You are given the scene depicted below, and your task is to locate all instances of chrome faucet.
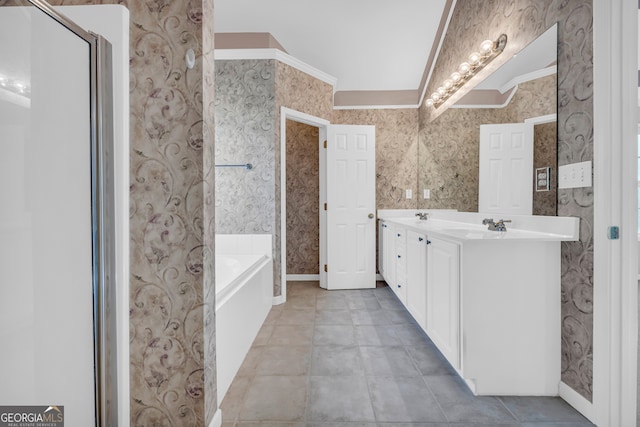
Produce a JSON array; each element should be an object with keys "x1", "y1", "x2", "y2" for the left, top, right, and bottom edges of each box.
[
  {"x1": 482, "y1": 218, "x2": 512, "y2": 231},
  {"x1": 415, "y1": 212, "x2": 430, "y2": 220}
]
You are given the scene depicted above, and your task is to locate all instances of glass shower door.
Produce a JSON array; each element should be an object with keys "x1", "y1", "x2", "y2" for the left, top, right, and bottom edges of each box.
[{"x1": 0, "y1": 3, "x2": 99, "y2": 425}]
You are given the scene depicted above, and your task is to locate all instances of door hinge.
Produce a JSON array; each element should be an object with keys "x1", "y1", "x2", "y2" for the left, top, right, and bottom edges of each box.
[
  {"x1": 608, "y1": 226, "x2": 620, "y2": 240},
  {"x1": 323, "y1": 140, "x2": 327, "y2": 149},
  {"x1": 324, "y1": 264, "x2": 328, "y2": 272},
  {"x1": 324, "y1": 202, "x2": 327, "y2": 211}
]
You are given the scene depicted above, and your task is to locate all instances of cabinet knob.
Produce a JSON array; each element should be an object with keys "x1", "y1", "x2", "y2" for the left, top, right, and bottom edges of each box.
[
  {"x1": 426, "y1": 240, "x2": 432, "y2": 245},
  {"x1": 397, "y1": 255, "x2": 401, "y2": 259},
  {"x1": 397, "y1": 233, "x2": 401, "y2": 237},
  {"x1": 397, "y1": 284, "x2": 402, "y2": 288},
  {"x1": 418, "y1": 237, "x2": 424, "y2": 242}
]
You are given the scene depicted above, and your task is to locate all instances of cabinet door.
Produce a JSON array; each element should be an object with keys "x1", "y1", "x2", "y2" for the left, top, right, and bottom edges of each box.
[
  {"x1": 378, "y1": 220, "x2": 385, "y2": 278},
  {"x1": 406, "y1": 230, "x2": 428, "y2": 330},
  {"x1": 383, "y1": 222, "x2": 395, "y2": 286},
  {"x1": 393, "y1": 227, "x2": 407, "y2": 304},
  {"x1": 426, "y1": 237, "x2": 460, "y2": 369}
]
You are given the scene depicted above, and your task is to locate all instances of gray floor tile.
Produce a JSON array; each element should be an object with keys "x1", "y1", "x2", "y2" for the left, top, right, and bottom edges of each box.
[
  {"x1": 385, "y1": 309, "x2": 415, "y2": 324},
  {"x1": 347, "y1": 296, "x2": 382, "y2": 310},
  {"x1": 519, "y1": 423, "x2": 596, "y2": 427},
  {"x1": 519, "y1": 423, "x2": 597, "y2": 427},
  {"x1": 316, "y1": 294, "x2": 350, "y2": 310},
  {"x1": 376, "y1": 295, "x2": 405, "y2": 310},
  {"x1": 394, "y1": 323, "x2": 429, "y2": 345},
  {"x1": 314, "y1": 325, "x2": 356, "y2": 346},
  {"x1": 223, "y1": 285, "x2": 590, "y2": 426},
  {"x1": 310, "y1": 345, "x2": 365, "y2": 376},
  {"x1": 237, "y1": 423, "x2": 304, "y2": 427},
  {"x1": 354, "y1": 325, "x2": 402, "y2": 346},
  {"x1": 351, "y1": 309, "x2": 391, "y2": 325},
  {"x1": 307, "y1": 423, "x2": 376, "y2": 427},
  {"x1": 253, "y1": 323, "x2": 275, "y2": 346},
  {"x1": 426, "y1": 375, "x2": 518, "y2": 424},
  {"x1": 500, "y1": 396, "x2": 595, "y2": 423},
  {"x1": 406, "y1": 344, "x2": 457, "y2": 375},
  {"x1": 256, "y1": 346, "x2": 311, "y2": 376},
  {"x1": 220, "y1": 375, "x2": 250, "y2": 422},
  {"x1": 239, "y1": 376, "x2": 307, "y2": 422},
  {"x1": 264, "y1": 307, "x2": 284, "y2": 325},
  {"x1": 307, "y1": 376, "x2": 376, "y2": 422},
  {"x1": 236, "y1": 346, "x2": 265, "y2": 377},
  {"x1": 359, "y1": 346, "x2": 420, "y2": 376},
  {"x1": 286, "y1": 295, "x2": 317, "y2": 310},
  {"x1": 367, "y1": 375, "x2": 447, "y2": 422},
  {"x1": 278, "y1": 308, "x2": 316, "y2": 325},
  {"x1": 315, "y1": 309, "x2": 353, "y2": 325},
  {"x1": 269, "y1": 324, "x2": 314, "y2": 346}
]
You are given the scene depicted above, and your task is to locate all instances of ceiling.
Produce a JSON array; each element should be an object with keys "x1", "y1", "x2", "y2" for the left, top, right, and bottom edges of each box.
[{"x1": 214, "y1": 0, "x2": 450, "y2": 98}]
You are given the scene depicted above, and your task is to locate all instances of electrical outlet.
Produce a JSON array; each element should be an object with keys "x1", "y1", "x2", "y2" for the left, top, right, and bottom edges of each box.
[
  {"x1": 405, "y1": 189, "x2": 412, "y2": 199},
  {"x1": 423, "y1": 189, "x2": 430, "y2": 199}
]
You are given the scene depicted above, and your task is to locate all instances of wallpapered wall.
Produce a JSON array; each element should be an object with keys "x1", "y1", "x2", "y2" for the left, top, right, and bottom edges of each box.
[
  {"x1": 420, "y1": 0, "x2": 593, "y2": 401},
  {"x1": 30, "y1": 0, "x2": 219, "y2": 424},
  {"x1": 286, "y1": 121, "x2": 320, "y2": 274},
  {"x1": 418, "y1": 74, "x2": 557, "y2": 213},
  {"x1": 215, "y1": 59, "x2": 333, "y2": 295},
  {"x1": 533, "y1": 122, "x2": 558, "y2": 216},
  {"x1": 215, "y1": 59, "x2": 276, "y2": 235}
]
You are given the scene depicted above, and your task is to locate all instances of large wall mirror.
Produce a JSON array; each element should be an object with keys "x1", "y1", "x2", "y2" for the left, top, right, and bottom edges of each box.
[{"x1": 418, "y1": 24, "x2": 558, "y2": 216}]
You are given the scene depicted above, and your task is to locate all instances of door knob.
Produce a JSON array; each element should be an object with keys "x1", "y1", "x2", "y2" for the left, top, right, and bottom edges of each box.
[{"x1": 368, "y1": 213, "x2": 374, "y2": 219}]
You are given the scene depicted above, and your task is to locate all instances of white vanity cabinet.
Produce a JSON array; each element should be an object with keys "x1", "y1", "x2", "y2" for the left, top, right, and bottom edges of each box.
[
  {"x1": 377, "y1": 212, "x2": 576, "y2": 397},
  {"x1": 378, "y1": 220, "x2": 386, "y2": 278},
  {"x1": 406, "y1": 229, "x2": 428, "y2": 330},
  {"x1": 425, "y1": 236, "x2": 460, "y2": 370}
]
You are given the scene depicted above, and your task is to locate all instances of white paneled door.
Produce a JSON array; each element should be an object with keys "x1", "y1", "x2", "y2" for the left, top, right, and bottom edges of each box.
[
  {"x1": 326, "y1": 125, "x2": 376, "y2": 290},
  {"x1": 479, "y1": 123, "x2": 534, "y2": 215}
]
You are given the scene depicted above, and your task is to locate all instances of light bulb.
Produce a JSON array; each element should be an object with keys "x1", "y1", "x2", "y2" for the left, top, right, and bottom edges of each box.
[
  {"x1": 443, "y1": 79, "x2": 453, "y2": 90},
  {"x1": 431, "y1": 92, "x2": 441, "y2": 102},
  {"x1": 479, "y1": 39, "x2": 494, "y2": 54},
  {"x1": 437, "y1": 86, "x2": 446, "y2": 96},
  {"x1": 468, "y1": 52, "x2": 481, "y2": 65},
  {"x1": 458, "y1": 62, "x2": 471, "y2": 75},
  {"x1": 425, "y1": 98, "x2": 434, "y2": 107},
  {"x1": 450, "y1": 71, "x2": 461, "y2": 83}
]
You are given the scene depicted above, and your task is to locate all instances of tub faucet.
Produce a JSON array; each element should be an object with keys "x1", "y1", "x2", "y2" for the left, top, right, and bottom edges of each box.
[
  {"x1": 415, "y1": 212, "x2": 430, "y2": 220},
  {"x1": 482, "y1": 218, "x2": 512, "y2": 231}
]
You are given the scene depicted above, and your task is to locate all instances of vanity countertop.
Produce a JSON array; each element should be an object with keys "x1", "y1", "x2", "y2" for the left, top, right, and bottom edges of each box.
[{"x1": 378, "y1": 210, "x2": 579, "y2": 242}]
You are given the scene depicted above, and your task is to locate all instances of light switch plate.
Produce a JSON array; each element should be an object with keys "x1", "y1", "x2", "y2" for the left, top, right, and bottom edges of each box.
[
  {"x1": 558, "y1": 161, "x2": 592, "y2": 189},
  {"x1": 424, "y1": 189, "x2": 430, "y2": 199},
  {"x1": 405, "y1": 189, "x2": 412, "y2": 199}
]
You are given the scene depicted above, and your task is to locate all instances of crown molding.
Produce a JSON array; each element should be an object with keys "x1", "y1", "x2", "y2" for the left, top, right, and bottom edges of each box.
[{"x1": 214, "y1": 48, "x2": 337, "y2": 89}]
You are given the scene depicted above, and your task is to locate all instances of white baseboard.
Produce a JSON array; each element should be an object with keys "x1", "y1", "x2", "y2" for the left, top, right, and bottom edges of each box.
[
  {"x1": 286, "y1": 274, "x2": 320, "y2": 281},
  {"x1": 208, "y1": 409, "x2": 222, "y2": 427},
  {"x1": 272, "y1": 295, "x2": 285, "y2": 305},
  {"x1": 559, "y1": 381, "x2": 596, "y2": 424}
]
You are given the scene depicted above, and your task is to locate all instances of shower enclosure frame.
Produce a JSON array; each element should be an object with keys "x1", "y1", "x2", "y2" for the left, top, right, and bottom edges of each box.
[{"x1": 21, "y1": 0, "x2": 117, "y2": 425}]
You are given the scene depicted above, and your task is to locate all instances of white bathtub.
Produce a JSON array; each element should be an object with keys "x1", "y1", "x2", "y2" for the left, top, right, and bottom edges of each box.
[{"x1": 215, "y1": 234, "x2": 273, "y2": 403}]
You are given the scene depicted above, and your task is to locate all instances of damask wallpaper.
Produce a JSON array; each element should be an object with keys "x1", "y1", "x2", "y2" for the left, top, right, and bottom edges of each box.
[
  {"x1": 214, "y1": 59, "x2": 276, "y2": 236},
  {"x1": 420, "y1": 0, "x2": 593, "y2": 401},
  {"x1": 27, "y1": 0, "x2": 219, "y2": 424},
  {"x1": 286, "y1": 120, "x2": 319, "y2": 274}
]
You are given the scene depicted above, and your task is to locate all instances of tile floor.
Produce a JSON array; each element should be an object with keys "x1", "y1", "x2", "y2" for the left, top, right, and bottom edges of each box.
[{"x1": 220, "y1": 281, "x2": 595, "y2": 427}]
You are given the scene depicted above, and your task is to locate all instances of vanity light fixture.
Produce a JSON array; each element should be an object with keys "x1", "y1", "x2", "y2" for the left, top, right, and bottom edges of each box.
[{"x1": 425, "y1": 34, "x2": 507, "y2": 108}]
